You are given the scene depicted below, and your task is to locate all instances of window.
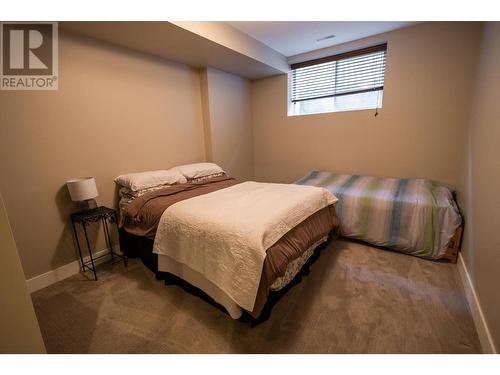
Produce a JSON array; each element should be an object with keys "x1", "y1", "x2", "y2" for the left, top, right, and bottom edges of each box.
[{"x1": 288, "y1": 43, "x2": 387, "y2": 116}]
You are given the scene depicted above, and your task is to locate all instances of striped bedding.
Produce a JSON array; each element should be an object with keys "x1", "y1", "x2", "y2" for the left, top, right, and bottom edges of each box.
[{"x1": 296, "y1": 171, "x2": 462, "y2": 259}]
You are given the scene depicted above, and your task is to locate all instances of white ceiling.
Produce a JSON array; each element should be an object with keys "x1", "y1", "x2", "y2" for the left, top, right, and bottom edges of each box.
[{"x1": 227, "y1": 21, "x2": 419, "y2": 57}]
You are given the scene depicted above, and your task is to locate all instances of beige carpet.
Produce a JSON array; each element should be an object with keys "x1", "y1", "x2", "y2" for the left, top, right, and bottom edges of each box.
[{"x1": 31, "y1": 239, "x2": 482, "y2": 353}]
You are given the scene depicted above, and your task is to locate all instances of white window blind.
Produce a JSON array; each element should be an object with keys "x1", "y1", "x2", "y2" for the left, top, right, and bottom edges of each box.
[{"x1": 290, "y1": 43, "x2": 387, "y2": 103}]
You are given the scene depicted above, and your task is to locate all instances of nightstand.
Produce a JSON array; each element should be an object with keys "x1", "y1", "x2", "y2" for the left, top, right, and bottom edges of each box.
[{"x1": 70, "y1": 206, "x2": 127, "y2": 280}]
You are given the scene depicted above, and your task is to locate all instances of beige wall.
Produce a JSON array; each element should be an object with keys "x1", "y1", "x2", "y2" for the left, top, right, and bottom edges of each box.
[
  {"x1": 201, "y1": 67, "x2": 254, "y2": 180},
  {"x1": 251, "y1": 22, "x2": 482, "y2": 186},
  {"x1": 460, "y1": 22, "x2": 500, "y2": 351},
  {"x1": 0, "y1": 194, "x2": 46, "y2": 353},
  {"x1": 0, "y1": 31, "x2": 206, "y2": 279}
]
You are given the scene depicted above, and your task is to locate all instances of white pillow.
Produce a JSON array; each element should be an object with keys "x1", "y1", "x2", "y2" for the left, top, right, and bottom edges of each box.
[
  {"x1": 114, "y1": 169, "x2": 187, "y2": 191},
  {"x1": 172, "y1": 162, "x2": 225, "y2": 180}
]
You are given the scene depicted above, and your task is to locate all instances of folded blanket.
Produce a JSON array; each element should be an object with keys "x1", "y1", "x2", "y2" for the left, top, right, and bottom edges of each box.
[
  {"x1": 153, "y1": 181, "x2": 337, "y2": 311},
  {"x1": 120, "y1": 176, "x2": 238, "y2": 239}
]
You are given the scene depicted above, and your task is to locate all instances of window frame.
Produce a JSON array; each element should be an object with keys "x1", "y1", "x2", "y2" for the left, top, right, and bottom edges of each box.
[{"x1": 287, "y1": 42, "x2": 388, "y2": 116}]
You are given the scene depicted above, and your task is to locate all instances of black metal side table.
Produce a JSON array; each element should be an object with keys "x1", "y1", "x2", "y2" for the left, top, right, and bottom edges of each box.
[{"x1": 70, "y1": 206, "x2": 127, "y2": 280}]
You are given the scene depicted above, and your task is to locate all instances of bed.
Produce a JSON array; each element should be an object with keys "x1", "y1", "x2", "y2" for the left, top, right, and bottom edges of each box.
[
  {"x1": 117, "y1": 165, "x2": 339, "y2": 320},
  {"x1": 296, "y1": 171, "x2": 463, "y2": 262}
]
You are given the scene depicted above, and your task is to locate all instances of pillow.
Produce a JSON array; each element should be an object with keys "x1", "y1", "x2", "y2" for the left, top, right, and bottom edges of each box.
[
  {"x1": 114, "y1": 169, "x2": 187, "y2": 191},
  {"x1": 189, "y1": 171, "x2": 227, "y2": 184},
  {"x1": 172, "y1": 162, "x2": 225, "y2": 180}
]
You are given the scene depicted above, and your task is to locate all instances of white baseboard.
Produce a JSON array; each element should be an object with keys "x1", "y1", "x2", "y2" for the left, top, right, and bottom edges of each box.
[
  {"x1": 26, "y1": 245, "x2": 121, "y2": 294},
  {"x1": 457, "y1": 253, "x2": 497, "y2": 353}
]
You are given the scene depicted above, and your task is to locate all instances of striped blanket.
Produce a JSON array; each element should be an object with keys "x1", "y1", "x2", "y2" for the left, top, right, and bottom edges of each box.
[{"x1": 296, "y1": 171, "x2": 462, "y2": 259}]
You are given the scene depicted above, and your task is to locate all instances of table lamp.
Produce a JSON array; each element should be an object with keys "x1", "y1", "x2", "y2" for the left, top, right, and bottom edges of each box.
[{"x1": 66, "y1": 177, "x2": 98, "y2": 211}]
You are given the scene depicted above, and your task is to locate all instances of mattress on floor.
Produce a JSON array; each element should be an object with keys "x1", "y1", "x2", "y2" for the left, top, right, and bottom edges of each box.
[{"x1": 296, "y1": 171, "x2": 462, "y2": 259}]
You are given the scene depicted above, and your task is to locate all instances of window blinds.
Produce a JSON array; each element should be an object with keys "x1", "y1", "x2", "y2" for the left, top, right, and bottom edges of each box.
[{"x1": 290, "y1": 43, "x2": 387, "y2": 103}]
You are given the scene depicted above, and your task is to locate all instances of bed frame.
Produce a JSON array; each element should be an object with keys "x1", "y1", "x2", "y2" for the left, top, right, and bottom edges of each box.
[
  {"x1": 442, "y1": 193, "x2": 464, "y2": 264},
  {"x1": 442, "y1": 223, "x2": 463, "y2": 264}
]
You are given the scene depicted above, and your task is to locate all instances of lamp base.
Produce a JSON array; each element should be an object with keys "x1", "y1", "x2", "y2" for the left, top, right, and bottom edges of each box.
[{"x1": 79, "y1": 199, "x2": 97, "y2": 212}]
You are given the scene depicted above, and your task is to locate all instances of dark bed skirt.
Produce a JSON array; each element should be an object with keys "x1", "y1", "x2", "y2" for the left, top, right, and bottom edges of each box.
[
  {"x1": 119, "y1": 228, "x2": 158, "y2": 275},
  {"x1": 118, "y1": 228, "x2": 334, "y2": 325}
]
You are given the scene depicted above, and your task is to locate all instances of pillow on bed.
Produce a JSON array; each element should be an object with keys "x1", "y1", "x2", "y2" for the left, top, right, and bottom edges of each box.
[
  {"x1": 189, "y1": 171, "x2": 227, "y2": 184},
  {"x1": 114, "y1": 169, "x2": 187, "y2": 191},
  {"x1": 172, "y1": 162, "x2": 225, "y2": 180}
]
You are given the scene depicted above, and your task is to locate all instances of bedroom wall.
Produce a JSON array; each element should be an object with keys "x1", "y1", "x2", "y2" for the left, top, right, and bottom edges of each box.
[
  {"x1": 251, "y1": 22, "x2": 483, "y2": 187},
  {"x1": 0, "y1": 194, "x2": 46, "y2": 353},
  {"x1": 200, "y1": 67, "x2": 254, "y2": 180},
  {"x1": 0, "y1": 31, "x2": 206, "y2": 279},
  {"x1": 459, "y1": 22, "x2": 500, "y2": 352}
]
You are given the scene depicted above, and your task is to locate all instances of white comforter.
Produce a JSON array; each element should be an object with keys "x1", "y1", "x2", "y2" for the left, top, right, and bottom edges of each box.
[{"x1": 153, "y1": 181, "x2": 337, "y2": 311}]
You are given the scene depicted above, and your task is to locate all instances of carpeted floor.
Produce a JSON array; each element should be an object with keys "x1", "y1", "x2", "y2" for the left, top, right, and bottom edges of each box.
[{"x1": 31, "y1": 239, "x2": 482, "y2": 353}]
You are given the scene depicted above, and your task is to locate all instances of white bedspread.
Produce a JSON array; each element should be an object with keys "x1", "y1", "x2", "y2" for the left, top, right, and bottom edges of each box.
[{"x1": 153, "y1": 181, "x2": 337, "y2": 311}]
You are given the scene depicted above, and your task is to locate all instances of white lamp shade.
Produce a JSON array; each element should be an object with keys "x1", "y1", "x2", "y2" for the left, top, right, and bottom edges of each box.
[{"x1": 66, "y1": 177, "x2": 98, "y2": 201}]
